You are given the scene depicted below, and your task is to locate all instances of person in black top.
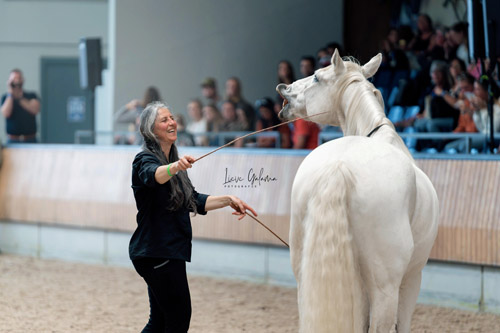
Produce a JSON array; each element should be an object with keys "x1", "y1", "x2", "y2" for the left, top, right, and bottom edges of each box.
[
  {"x1": 130, "y1": 101, "x2": 256, "y2": 332},
  {"x1": 1, "y1": 69, "x2": 40, "y2": 143}
]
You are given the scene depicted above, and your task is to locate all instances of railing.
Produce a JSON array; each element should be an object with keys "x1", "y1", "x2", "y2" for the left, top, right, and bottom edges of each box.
[
  {"x1": 74, "y1": 129, "x2": 498, "y2": 154},
  {"x1": 319, "y1": 132, "x2": 500, "y2": 154},
  {"x1": 75, "y1": 130, "x2": 281, "y2": 148}
]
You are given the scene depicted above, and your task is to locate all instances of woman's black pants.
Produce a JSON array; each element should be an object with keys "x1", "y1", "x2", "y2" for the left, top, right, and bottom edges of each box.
[{"x1": 132, "y1": 258, "x2": 191, "y2": 333}]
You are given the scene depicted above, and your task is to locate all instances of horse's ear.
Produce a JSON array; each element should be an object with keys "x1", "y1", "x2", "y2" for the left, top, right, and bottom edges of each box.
[
  {"x1": 331, "y1": 49, "x2": 345, "y2": 75},
  {"x1": 362, "y1": 53, "x2": 382, "y2": 79}
]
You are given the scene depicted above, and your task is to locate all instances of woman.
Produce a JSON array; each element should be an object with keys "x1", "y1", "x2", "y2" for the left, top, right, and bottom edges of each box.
[
  {"x1": 275, "y1": 60, "x2": 296, "y2": 114},
  {"x1": 203, "y1": 104, "x2": 224, "y2": 146},
  {"x1": 408, "y1": 14, "x2": 435, "y2": 55},
  {"x1": 130, "y1": 101, "x2": 257, "y2": 332},
  {"x1": 255, "y1": 97, "x2": 291, "y2": 148},
  {"x1": 185, "y1": 99, "x2": 207, "y2": 146},
  {"x1": 414, "y1": 60, "x2": 459, "y2": 133},
  {"x1": 445, "y1": 75, "x2": 500, "y2": 153}
]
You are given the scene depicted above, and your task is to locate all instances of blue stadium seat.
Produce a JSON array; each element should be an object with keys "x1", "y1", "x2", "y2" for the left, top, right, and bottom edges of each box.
[
  {"x1": 386, "y1": 86, "x2": 399, "y2": 110},
  {"x1": 387, "y1": 106, "x2": 405, "y2": 124},
  {"x1": 404, "y1": 105, "x2": 420, "y2": 119},
  {"x1": 403, "y1": 126, "x2": 417, "y2": 150}
]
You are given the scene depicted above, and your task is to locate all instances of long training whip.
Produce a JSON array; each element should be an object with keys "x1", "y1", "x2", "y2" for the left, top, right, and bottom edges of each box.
[
  {"x1": 192, "y1": 111, "x2": 330, "y2": 248},
  {"x1": 193, "y1": 111, "x2": 329, "y2": 163}
]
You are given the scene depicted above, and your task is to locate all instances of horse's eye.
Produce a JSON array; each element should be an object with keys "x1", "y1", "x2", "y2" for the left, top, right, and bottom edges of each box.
[{"x1": 313, "y1": 75, "x2": 319, "y2": 83}]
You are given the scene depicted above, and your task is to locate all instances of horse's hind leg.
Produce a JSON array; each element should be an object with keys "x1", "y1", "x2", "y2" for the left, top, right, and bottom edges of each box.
[
  {"x1": 367, "y1": 285, "x2": 400, "y2": 333},
  {"x1": 361, "y1": 220, "x2": 414, "y2": 333},
  {"x1": 396, "y1": 268, "x2": 422, "y2": 333}
]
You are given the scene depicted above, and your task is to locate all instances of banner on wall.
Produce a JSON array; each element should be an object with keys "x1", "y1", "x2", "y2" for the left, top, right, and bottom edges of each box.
[{"x1": 182, "y1": 148, "x2": 308, "y2": 216}]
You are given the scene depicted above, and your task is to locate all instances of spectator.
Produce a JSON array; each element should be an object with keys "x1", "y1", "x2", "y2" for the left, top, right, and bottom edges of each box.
[
  {"x1": 397, "y1": 25, "x2": 415, "y2": 51},
  {"x1": 448, "y1": 72, "x2": 476, "y2": 111},
  {"x1": 224, "y1": 77, "x2": 255, "y2": 130},
  {"x1": 1, "y1": 68, "x2": 40, "y2": 143},
  {"x1": 375, "y1": 27, "x2": 411, "y2": 96},
  {"x1": 220, "y1": 100, "x2": 245, "y2": 132},
  {"x1": 235, "y1": 103, "x2": 251, "y2": 132},
  {"x1": 380, "y1": 27, "x2": 410, "y2": 71},
  {"x1": 292, "y1": 118, "x2": 320, "y2": 150},
  {"x1": 300, "y1": 56, "x2": 316, "y2": 78},
  {"x1": 469, "y1": 76, "x2": 500, "y2": 150},
  {"x1": 200, "y1": 77, "x2": 221, "y2": 108},
  {"x1": 449, "y1": 58, "x2": 467, "y2": 95},
  {"x1": 114, "y1": 86, "x2": 161, "y2": 145},
  {"x1": 448, "y1": 22, "x2": 470, "y2": 67},
  {"x1": 186, "y1": 99, "x2": 207, "y2": 146},
  {"x1": 317, "y1": 48, "x2": 331, "y2": 68},
  {"x1": 203, "y1": 104, "x2": 223, "y2": 146},
  {"x1": 174, "y1": 114, "x2": 195, "y2": 146},
  {"x1": 443, "y1": 73, "x2": 478, "y2": 152},
  {"x1": 427, "y1": 25, "x2": 447, "y2": 62},
  {"x1": 414, "y1": 60, "x2": 459, "y2": 135},
  {"x1": 220, "y1": 100, "x2": 245, "y2": 147},
  {"x1": 275, "y1": 60, "x2": 296, "y2": 113},
  {"x1": 408, "y1": 14, "x2": 435, "y2": 56},
  {"x1": 408, "y1": 14, "x2": 437, "y2": 80},
  {"x1": 204, "y1": 104, "x2": 223, "y2": 133},
  {"x1": 326, "y1": 42, "x2": 344, "y2": 57},
  {"x1": 255, "y1": 97, "x2": 291, "y2": 148}
]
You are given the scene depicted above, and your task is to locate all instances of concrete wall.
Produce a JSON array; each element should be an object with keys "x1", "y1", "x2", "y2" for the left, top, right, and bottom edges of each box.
[
  {"x1": 0, "y1": 0, "x2": 109, "y2": 142},
  {"x1": 112, "y1": 0, "x2": 343, "y2": 118},
  {"x1": 420, "y1": 0, "x2": 467, "y2": 28}
]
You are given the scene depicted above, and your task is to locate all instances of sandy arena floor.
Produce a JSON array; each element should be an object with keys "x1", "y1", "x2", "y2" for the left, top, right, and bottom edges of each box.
[{"x1": 1, "y1": 254, "x2": 499, "y2": 332}]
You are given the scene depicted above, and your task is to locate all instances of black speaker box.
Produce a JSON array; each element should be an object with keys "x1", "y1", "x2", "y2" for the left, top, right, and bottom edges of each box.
[{"x1": 79, "y1": 38, "x2": 102, "y2": 90}]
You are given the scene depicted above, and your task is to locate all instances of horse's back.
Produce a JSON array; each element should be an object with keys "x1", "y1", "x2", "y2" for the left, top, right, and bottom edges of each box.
[{"x1": 294, "y1": 136, "x2": 417, "y2": 208}]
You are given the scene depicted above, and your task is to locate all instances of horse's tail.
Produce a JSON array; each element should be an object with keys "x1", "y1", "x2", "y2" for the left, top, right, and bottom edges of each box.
[{"x1": 299, "y1": 161, "x2": 361, "y2": 333}]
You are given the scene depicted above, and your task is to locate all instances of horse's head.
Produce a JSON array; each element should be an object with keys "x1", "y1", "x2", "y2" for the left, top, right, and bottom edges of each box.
[{"x1": 277, "y1": 49, "x2": 382, "y2": 126}]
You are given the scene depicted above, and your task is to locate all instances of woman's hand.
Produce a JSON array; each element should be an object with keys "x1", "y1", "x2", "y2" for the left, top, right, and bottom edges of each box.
[
  {"x1": 227, "y1": 195, "x2": 258, "y2": 220},
  {"x1": 172, "y1": 155, "x2": 195, "y2": 174},
  {"x1": 155, "y1": 155, "x2": 195, "y2": 184}
]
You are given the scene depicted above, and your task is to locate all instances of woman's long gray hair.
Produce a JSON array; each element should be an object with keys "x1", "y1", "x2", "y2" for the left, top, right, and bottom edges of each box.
[{"x1": 139, "y1": 101, "x2": 198, "y2": 213}]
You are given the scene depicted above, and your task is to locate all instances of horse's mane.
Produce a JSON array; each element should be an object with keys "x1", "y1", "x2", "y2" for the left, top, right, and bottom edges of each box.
[{"x1": 333, "y1": 59, "x2": 414, "y2": 161}]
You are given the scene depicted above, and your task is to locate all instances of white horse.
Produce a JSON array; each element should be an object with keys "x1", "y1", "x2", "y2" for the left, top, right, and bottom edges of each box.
[{"x1": 277, "y1": 50, "x2": 439, "y2": 333}]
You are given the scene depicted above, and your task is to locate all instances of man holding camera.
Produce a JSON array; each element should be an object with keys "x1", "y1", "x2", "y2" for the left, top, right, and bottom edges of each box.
[{"x1": 1, "y1": 69, "x2": 40, "y2": 143}]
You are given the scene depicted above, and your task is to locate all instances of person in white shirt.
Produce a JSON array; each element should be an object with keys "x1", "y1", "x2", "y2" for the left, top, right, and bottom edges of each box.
[
  {"x1": 470, "y1": 77, "x2": 500, "y2": 152},
  {"x1": 186, "y1": 99, "x2": 207, "y2": 146}
]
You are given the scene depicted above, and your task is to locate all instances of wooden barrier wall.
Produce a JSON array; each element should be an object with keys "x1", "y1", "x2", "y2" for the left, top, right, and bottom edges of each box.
[{"x1": 0, "y1": 145, "x2": 499, "y2": 266}]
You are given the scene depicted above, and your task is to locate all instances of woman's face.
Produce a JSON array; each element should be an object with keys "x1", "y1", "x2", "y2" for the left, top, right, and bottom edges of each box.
[
  {"x1": 417, "y1": 15, "x2": 430, "y2": 32},
  {"x1": 449, "y1": 30, "x2": 463, "y2": 45},
  {"x1": 388, "y1": 29, "x2": 398, "y2": 44},
  {"x1": 449, "y1": 59, "x2": 463, "y2": 78},
  {"x1": 236, "y1": 108, "x2": 247, "y2": 122},
  {"x1": 225, "y1": 79, "x2": 239, "y2": 98},
  {"x1": 203, "y1": 106, "x2": 215, "y2": 121},
  {"x1": 222, "y1": 102, "x2": 236, "y2": 121},
  {"x1": 278, "y1": 62, "x2": 291, "y2": 79},
  {"x1": 187, "y1": 102, "x2": 203, "y2": 121},
  {"x1": 435, "y1": 30, "x2": 445, "y2": 46},
  {"x1": 474, "y1": 82, "x2": 488, "y2": 101},
  {"x1": 431, "y1": 69, "x2": 443, "y2": 86},
  {"x1": 259, "y1": 106, "x2": 273, "y2": 120},
  {"x1": 153, "y1": 107, "x2": 177, "y2": 144}
]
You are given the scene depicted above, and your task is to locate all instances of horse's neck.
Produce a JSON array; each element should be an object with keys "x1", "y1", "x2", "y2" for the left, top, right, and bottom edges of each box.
[
  {"x1": 339, "y1": 83, "x2": 386, "y2": 136},
  {"x1": 339, "y1": 83, "x2": 414, "y2": 161}
]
